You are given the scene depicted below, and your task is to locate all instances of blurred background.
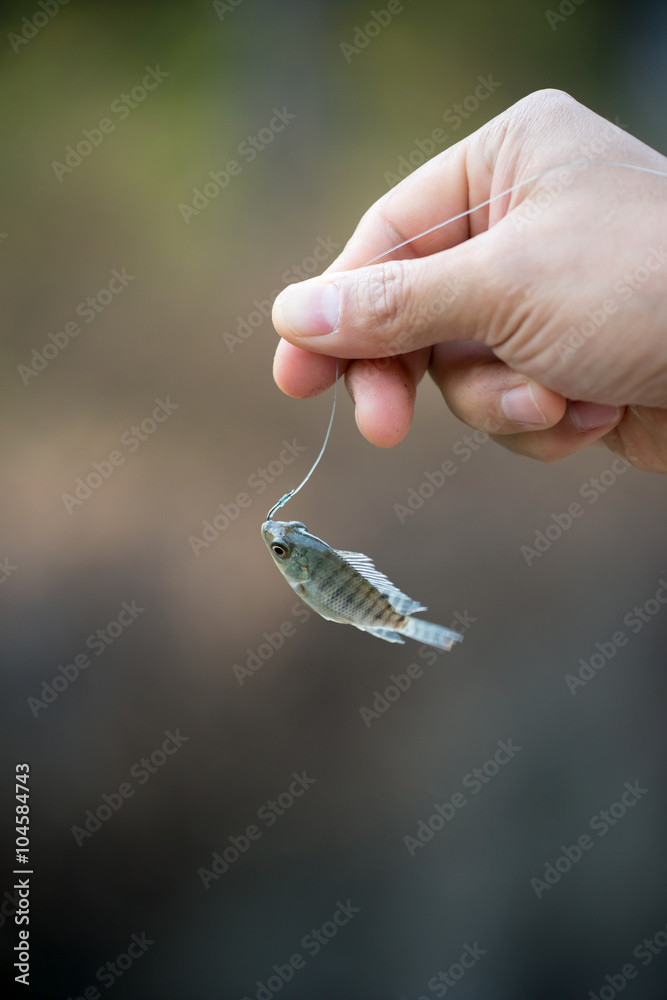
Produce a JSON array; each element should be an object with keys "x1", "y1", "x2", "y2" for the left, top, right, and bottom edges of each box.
[{"x1": 2, "y1": 0, "x2": 667, "y2": 997}]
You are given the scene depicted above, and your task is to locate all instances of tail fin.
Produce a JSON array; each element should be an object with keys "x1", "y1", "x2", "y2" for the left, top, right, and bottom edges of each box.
[{"x1": 400, "y1": 616, "x2": 463, "y2": 651}]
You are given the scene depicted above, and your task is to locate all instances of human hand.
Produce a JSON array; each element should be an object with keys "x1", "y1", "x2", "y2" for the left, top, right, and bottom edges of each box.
[{"x1": 271, "y1": 90, "x2": 667, "y2": 472}]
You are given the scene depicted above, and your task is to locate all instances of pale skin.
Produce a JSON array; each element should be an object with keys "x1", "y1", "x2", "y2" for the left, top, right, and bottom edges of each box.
[{"x1": 271, "y1": 90, "x2": 667, "y2": 473}]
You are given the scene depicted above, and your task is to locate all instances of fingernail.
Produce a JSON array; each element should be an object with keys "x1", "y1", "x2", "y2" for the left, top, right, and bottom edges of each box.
[
  {"x1": 275, "y1": 282, "x2": 340, "y2": 337},
  {"x1": 501, "y1": 385, "x2": 547, "y2": 426},
  {"x1": 570, "y1": 401, "x2": 621, "y2": 432}
]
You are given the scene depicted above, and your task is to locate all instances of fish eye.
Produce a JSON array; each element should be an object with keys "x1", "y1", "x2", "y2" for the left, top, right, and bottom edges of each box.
[{"x1": 271, "y1": 543, "x2": 289, "y2": 559}]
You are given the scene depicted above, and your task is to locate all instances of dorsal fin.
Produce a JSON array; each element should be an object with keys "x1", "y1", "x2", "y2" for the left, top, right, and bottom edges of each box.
[{"x1": 334, "y1": 549, "x2": 427, "y2": 616}]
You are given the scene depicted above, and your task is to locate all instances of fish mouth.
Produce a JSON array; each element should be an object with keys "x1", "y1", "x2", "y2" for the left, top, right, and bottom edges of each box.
[
  {"x1": 262, "y1": 519, "x2": 304, "y2": 544},
  {"x1": 261, "y1": 520, "x2": 283, "y2": 544}
]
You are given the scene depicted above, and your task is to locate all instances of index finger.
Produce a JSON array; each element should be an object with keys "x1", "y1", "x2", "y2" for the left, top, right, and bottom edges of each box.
[
  {"x1": 322, "y1": 124, "x2": 497, "y2": 274},
  {"x1": 272, "y1": 124, "x2": 496, "y2": 400}
]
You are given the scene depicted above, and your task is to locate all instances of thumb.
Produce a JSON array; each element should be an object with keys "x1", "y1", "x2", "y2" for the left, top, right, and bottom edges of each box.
[{"x1": 271, "y1": 232, "x2": 499, "y2": 358}]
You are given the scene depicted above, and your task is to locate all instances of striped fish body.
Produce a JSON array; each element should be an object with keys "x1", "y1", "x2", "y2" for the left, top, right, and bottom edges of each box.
[{"x1": 261, "y1": 519, "x2": 462, "y2": 651}]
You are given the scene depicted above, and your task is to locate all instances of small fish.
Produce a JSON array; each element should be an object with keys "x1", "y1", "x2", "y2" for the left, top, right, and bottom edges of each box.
[{"x1": 262, "y1": 519, "x2": 463, "y2": 651}]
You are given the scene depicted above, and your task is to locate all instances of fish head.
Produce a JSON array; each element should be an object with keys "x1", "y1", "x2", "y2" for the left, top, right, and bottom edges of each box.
[{"x1": 261, "y1": 519, "x2": 312, "y2": 583}]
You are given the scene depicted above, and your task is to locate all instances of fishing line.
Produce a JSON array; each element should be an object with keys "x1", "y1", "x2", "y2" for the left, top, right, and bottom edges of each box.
[
  {"x1": 365, "y1": 159, "x2": 667, "y2": 264},
  {"x1": 267, "y1": 358, "x2": 339, "y2": 519},
  {"x1": 267, "y1": 157, "x2": 667, "y2": 520}
]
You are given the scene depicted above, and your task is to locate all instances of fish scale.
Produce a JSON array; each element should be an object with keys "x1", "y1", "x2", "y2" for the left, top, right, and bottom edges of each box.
[
  {"x1": 315, "y1": 549, "x2": 395, "y2": 622},
  {"x1": 262, "y1": 519, "x2": 463, "y2": 651}
]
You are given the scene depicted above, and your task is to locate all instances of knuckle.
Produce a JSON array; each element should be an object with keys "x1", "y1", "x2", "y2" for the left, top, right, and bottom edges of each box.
[
  {"x1": 604, "y1": 411, "x2": 667, "y2": 473},
  {"x1": 630, "y1": 454, "x2": 667, "y2": 474},
  {"x1": 606, "y1": 440, "x2": 667, "y2": 475},
  {"x1": 523, "y1": 87, "x2": 577, "y2": 112},
  {"x1": 353, "y1": 261, "x2": 411, "y2": 351}
]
